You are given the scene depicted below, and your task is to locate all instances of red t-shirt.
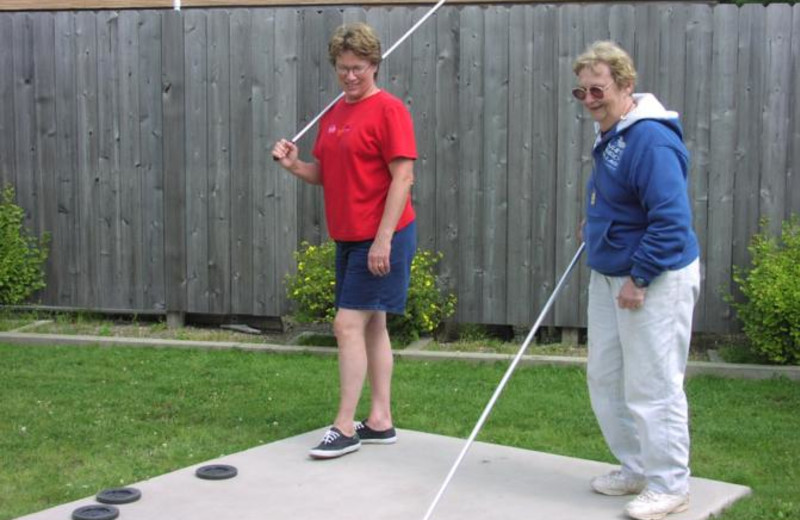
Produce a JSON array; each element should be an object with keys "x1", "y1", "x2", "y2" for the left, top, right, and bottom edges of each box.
[{"x1": 312, "y1": 90, "x2": 417, "y2": 241}]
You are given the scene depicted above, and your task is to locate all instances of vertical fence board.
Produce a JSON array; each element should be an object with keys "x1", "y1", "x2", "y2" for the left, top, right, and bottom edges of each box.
[
  {"x1": 118, "y1": 11, "x2": 143, "y2": 308},
  {"x1": 529, "y1": 4, "x2": 558, "y2": 323},
  {"x1": 732, "y1": 6, "x2": 766, "y2": 281},
  {"x1": 229, "y1": 9, "x2": 254, "y2": 314},
  {"x1": 683, "y1": 4, "x2": 712, "y2": 329},
  {"x1": 162, "y1": 9, "x2": 186, "y2": 314},
  {"x1": 207, "y1": 10, "x2": 231, "y2": 315},
  {"x1": 0, "y1": 13, "x2": 14, "y2": 188},
  {"x1": 271, "y1": 7, "x2": 300, "y2": 316},
  {"x1": 760, "y1": 5, "x2": 792, "y2": 236},
  {"x1": 34, "y1": 13, "x2": 61, "y2": 304},
  {"x1": 384, "y1": 6, "x2": 414, "y2": 102},
  {"x1": 409, "y1": 5, "x2": 437, "y2": 252},
  {"x1": 75, "y1": 11, "x2": 98, "y2": 307},
  {"x1": 252, "y1": 8, "x2": 273, "y2": 316},
  {"x1": 434, "y1": 5, "x2": 460, "y2": 308},
  {"x1": 296, "y1": 7, "x2": 340, "y2": 245},
  {"x1": 96, "y1": 11, "x2": 121, "y2": 308},
  {"x1": 481, "y1": 5, "x2": 508, "y2": 323},
  {"x1": 506, "y1": 5, "x2": 533, "y2": 325},
  {"x1": 457, "y1": 6, "x2": 484, "y2": 322},
  {"x1": 365, "y1": 6, "x2": 386, "y2": 62},
  {"x1": 634, "y1": 4, "x2": 659, "y2": 92},
  {"x1": 34, "y1": 14, "x2": 58, "y2": 271},
  {"x1": 54, "y1": 12, "x2": 79, "y2": 306},
  {"x1": 657, "y1": 4, "x2": 688, "y2": 113},
  {"x1": 554, "y1": 5, "x2": 583, "y2": 327},
  {"x1": 581, "y1": 5, "x2": 610, "y2": 49},
  {"x1": 12, "y1": 14, "x2": 37, "y2": 235},
  {"x1": 341, "y1": 5, "x2": 364, "y2": 25},
  {"x1": 609, "y1": 4, "x2": 635, "y2": 51},
  {"x1": 574, "y1": 5, "x2": 610, "y2": 325},
  {"x1": 185, "y1": 9, "x2": 209, "y2": 313},
  {"x1": 792, "y1": 5, "x2": 800, "y2": 219},
  {"x1": 375, "y1": 5, "x2": 439, "y2": 252},
  {"x1": 139, "y1": 10, "x2": 164, "y2": 310},
  {"x1": 705, "y1": 5, "x2": 738, "y2": 331},
  {"x1": 295, "y1": 8, "x2": 323, "y2": 247}
]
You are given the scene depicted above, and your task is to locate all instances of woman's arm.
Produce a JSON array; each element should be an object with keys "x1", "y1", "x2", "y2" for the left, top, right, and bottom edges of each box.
[{"x1": 368, "y1": 157, "x2": 415, "y2": 276}]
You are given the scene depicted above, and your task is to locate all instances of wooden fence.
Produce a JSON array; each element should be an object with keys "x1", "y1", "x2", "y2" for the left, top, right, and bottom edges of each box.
[
  {"x1": 0, "y1": 0, "x2": 608, "y2": 11},
  {"x1": 1, "y1": 3, "x2": 798, "y2": 332}
]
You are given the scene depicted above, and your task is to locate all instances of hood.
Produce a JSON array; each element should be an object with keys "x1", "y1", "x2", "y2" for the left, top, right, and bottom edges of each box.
[{"x1": 594, "y1": 93, "x2": 683, "y2": 146}]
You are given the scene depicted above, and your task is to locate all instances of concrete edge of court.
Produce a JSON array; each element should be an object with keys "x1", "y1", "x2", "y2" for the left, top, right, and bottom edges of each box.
[{"x1": 1, "y1": 331, "x2": 798, "y2": 381}]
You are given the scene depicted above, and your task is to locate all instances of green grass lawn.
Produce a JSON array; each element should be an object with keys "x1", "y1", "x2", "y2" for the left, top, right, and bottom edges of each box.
[{"x1": 1, "y1": 343, "x2": 798, "y2": 520}]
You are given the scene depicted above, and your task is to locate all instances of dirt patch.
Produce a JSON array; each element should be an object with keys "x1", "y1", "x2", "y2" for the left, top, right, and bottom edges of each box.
[
  {"x1": 0, "y1": 311, "x2": 335, "y2": 346},
  {"x1": 0, "y1": 310, "x2": 756, "y2": 362}
]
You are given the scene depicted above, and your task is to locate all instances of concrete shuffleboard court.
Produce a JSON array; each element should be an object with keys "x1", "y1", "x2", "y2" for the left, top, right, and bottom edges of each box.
[{"x1": 16, "y1": 428, "x2": 750, "y2": 520}]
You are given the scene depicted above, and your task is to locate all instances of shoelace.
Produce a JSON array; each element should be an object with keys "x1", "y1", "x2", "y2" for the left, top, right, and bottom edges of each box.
[
  {"x1": 633, "y1": 490, "x2": 660, "y2": 503},
  {"x1": 607, "y1": 470, "x2": 625, "y2": 480},
  {"x1": 321, "y1": 429, "x2": 341, "y2": 444},
  {"x1": 606, "y1": 470, "x2": 641, "y2": 485},
  {"x1": 603, "y1": 470, "x2": 629, "y2": 484}
]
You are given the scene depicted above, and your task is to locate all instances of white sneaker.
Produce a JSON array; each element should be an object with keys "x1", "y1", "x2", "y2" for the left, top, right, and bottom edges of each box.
[
  {"x1": 625, "y1": 490, "x2": 690, "y2": 520},
  {"x1": 591, "y1": 470, "x2": 646, "y2": 496}
]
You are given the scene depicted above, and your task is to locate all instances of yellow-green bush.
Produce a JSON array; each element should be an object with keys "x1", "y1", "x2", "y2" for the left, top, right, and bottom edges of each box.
[
  {"x1": 285, "y1": 241, "x2": 456, "y2": 344},
  {"x1": 0, "y1": 186, "x2": 48, "y2": 305},
  {"x1": 731, "y1": 215, "x2": 800, "y2": 365},
  {"x1": 286, "y1": 242, "x2": 337, "y2": 324}
]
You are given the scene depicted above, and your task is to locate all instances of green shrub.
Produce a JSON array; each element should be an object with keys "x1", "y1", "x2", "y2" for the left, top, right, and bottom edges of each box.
[
  {"x1": 730, "y1": 215, "x2": 800, "y2": 365},
  {"x1": 0, "y1": 186, "x2": 49, "y2": 305},
  {"x1": 286, "y1": 242, "x2": 337, "y2": 324},
  {"x1": 389, "y1": 248, "x2": 457, "y2": 344},
  {"x1": 285, "y1": 241, "x2": 456, "y2": 344}
]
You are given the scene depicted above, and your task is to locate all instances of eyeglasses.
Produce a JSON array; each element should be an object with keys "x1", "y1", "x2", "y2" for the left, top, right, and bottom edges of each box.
[
  {"x1": 572, "y1": 82, "x2": 614, "y2": 101},
  {"x1": 335, "y1": 63, "x2": 372, "y2": 77}
]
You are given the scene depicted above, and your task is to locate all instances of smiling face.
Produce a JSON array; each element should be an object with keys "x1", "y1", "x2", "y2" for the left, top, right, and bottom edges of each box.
[
  {"x1": 335, "y1": 50, "x2": 377, "y2": 103},
  {"x1": 576, "y1": 62, "x2": 634, "y2": 132}
]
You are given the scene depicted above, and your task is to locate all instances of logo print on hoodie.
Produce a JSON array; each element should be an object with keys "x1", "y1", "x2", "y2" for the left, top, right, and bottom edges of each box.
[{"x1": 602, "y1": 135, "x2": 626, "y2": 171}]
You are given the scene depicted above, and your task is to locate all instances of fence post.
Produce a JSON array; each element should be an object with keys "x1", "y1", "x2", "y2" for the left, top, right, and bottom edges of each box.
[{"x1": 162, "y1": 10, "x2": 187, "y2": 318}]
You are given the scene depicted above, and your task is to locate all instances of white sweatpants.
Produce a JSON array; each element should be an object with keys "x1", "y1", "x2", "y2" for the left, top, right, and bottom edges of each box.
[{"x1": 587, "y1": 259, "x2": 700, "y2": 495}]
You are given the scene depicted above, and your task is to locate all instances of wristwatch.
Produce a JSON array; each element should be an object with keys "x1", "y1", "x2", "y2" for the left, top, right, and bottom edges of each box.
[{"x1": 631, "y1": 276, "x2": 649, "y2": 289}]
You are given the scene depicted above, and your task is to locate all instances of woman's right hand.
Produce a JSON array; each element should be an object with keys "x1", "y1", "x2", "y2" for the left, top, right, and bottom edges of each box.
[{"x1": 272, "y1": 139, "x2": 298, "y2": 169}]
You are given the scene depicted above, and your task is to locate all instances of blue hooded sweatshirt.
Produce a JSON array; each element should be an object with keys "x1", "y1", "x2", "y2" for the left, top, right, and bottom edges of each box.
[{"x1": 584, "y1": 93, "x2": 699, "y2": 285}]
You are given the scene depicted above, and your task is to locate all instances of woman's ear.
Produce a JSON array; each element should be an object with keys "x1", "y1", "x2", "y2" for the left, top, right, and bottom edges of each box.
[{"x1": 622, "y1": 81, "x2": 635, "y2": 96}]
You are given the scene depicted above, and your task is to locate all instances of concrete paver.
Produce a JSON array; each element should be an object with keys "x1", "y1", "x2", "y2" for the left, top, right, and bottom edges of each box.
[{"x1": 16, "y1": 428, "x2": 750, "y2": 520}]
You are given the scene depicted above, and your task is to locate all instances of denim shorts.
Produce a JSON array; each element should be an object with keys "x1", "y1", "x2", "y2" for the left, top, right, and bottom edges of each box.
[{"x1": 334, "y1": 220, "x2": 416, "y2": 315}]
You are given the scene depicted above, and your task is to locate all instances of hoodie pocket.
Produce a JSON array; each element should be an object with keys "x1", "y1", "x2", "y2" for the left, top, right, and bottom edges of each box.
[{"x1": 601, "y1": 221, "x2": 628, "y2": 250}]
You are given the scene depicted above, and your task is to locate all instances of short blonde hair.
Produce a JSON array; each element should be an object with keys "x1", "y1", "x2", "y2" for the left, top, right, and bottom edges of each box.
[
  {"x1": 328, "y1": 22, "x2": 382, "y2": 70},
  {"x1": 573, "y1": 40, "x2": 637, "y2": 89}
]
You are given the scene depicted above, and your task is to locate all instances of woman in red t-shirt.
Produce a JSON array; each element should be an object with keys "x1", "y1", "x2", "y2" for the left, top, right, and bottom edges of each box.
[{"x1": 272, "y1": 22, "x2": 417, "y2": 460}]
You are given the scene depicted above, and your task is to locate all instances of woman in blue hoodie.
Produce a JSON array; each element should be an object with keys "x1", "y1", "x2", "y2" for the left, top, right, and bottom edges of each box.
[{"x1": 573, "y1": 41, "x2": 700, "y2": 520}]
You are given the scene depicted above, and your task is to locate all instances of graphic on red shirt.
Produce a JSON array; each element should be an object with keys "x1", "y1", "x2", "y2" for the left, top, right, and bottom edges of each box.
[{"x1": 312, "y1": 91, "x2": 417, "y2": 242}]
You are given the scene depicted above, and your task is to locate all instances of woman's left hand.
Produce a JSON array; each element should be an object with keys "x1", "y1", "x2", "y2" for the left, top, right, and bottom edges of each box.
[
  {"x1": 617, "y1": 279, "x2": 646, "y2": 310},
  {"x1": 368, "y1": 239, "x2": 392, "y2": 276}
]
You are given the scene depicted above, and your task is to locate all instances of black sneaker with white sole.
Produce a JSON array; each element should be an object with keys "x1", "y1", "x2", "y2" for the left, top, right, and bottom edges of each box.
[
  {"x1": 354, "y1": 419, "x2": 397, "y2": 444},
  {"x1": 309, "y1": 427, "x2": 361, "y2": 459}
]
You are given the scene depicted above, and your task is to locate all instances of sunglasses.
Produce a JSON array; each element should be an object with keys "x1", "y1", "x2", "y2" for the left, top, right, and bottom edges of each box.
[{"x1": 572, "y1": 82, "x2": 614, "y2": 101}]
